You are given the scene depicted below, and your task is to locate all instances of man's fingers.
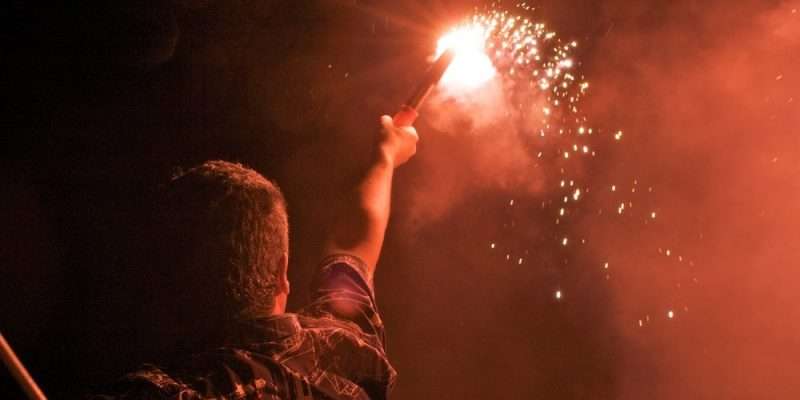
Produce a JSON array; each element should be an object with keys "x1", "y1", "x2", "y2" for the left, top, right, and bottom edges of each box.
[
  {"x1": 377, "y1": 113, "x2": 419, "y2": 166},
  {"x1": 401, "y1": 124, "x2": 419, "y2": 139},
  {"x1": 381, "y1": 115, "x2": 393, "y2": 130},
  {"x1": 381, "y1": 115, "x2": 419, "y2": 140}
]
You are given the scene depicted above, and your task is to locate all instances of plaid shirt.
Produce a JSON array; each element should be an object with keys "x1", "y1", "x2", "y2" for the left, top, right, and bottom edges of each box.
[{"x1": 95, "y1": 255, "x2": 396, "y2": 400}]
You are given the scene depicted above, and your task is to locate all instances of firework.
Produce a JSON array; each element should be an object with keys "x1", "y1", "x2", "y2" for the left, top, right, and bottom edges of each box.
[
  {"x1": 430, "y1": 4, "x2": 696, "y2": 326},
  {"x1": 395, "y1": 6, "x2": 591, "y2": 127},
  {"x1": 394, "y1": 49, "x2": 455, "y2": 127},
  {"x1": 436, "y1": 8, "x2": 588, "y2": 116},
  {"x1": 435, "y1": 24, "x2": 496, "y2": 91}
]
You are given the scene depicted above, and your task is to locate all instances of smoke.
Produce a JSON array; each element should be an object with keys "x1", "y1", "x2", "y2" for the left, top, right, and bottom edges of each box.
[
  {"x1": 394, "y1": 4, "x2": 594, "y2": 231},
  {"x1": 390, "y1": 0, "x2": 800, "y2": 397},
  {"x1": 580, "y1": 1, "x2": 800, "y2": 398},
  {"x1": 398, "y1": 76, "x2": 550, "y2": 228}
]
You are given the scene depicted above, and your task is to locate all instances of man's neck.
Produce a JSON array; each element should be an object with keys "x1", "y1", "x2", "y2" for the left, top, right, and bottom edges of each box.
[{"x1": 272, "y1": 293, "x2": 288, "y2": 315}]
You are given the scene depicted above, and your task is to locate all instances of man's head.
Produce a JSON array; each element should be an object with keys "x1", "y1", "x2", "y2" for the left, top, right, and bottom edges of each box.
[{"x1": 158, "y1": 160, "x2": 289, "y2": 338}]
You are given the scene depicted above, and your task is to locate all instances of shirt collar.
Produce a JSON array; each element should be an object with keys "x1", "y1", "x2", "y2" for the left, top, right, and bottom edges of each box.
[{"x1": 238, "y1": 313, "x2": 302, "y2": 342}]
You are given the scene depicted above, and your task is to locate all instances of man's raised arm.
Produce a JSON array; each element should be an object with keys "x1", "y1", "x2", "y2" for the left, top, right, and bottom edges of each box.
[{"x1": 322, "y1": 115, "x2": 419, "y2": 282}]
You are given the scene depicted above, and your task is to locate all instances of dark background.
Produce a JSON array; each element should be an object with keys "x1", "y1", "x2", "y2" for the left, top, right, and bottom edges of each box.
[{"x1": 3, "y1": 0, "x2": 799, "y2": 398}]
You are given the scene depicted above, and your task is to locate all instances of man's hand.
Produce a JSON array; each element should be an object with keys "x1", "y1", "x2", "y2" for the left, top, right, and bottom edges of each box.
[{"x1": 379, "y1": 115, "x2": 419, "y2": 167}]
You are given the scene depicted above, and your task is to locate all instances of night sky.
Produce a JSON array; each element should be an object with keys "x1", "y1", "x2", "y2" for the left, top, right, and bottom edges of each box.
[{"x1": 3, "y1": 1, "x2": 800, "y2": 398}]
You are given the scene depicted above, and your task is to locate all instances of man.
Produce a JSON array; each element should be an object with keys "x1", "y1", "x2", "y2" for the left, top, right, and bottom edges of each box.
[{"x1": 97, "y1": 115, "x2": 418, "y2": 399}]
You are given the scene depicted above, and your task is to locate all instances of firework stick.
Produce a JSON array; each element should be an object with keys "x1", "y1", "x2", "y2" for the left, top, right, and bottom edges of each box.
[
  {"x1": 393, "y1": 49, "x2": 455, "y2": 127},
  {"x1": 0, "y1": 333, "x2": 46, "y2": 400}
]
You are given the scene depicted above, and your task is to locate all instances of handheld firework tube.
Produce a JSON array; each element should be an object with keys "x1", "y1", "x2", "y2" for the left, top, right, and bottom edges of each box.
[{"x1": 393, "y1": 49, "x2": 455, "y2": 127}]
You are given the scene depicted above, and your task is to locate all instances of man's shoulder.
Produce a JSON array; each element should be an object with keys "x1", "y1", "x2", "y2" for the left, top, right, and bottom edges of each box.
[
  {"x1": 249, "y1": 314, "x2": 396, "y2": 399},
  {"x1": 288, "y1": 316, "x2": 397, "y2": 400},
  {"x1": 293, "y1": 313, "x2": 390, "y2": 360}
]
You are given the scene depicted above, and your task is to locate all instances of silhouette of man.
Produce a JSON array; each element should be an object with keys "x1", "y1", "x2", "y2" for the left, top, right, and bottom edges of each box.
[{"x1": 96, "y1": 115, "x2": 418, "y2": 399}]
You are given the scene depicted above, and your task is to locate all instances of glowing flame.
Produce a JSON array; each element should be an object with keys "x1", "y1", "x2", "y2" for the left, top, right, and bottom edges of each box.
[{"x1": 436, "y1": 25, "x2": 496, "y2": 90}]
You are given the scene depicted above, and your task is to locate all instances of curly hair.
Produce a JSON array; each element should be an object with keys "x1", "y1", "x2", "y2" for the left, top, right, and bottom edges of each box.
[{"x1": 159, "y1": 160, "x2": 289, "y2": 325}]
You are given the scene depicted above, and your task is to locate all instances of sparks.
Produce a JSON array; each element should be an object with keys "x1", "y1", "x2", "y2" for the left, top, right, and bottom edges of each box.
[
  {"x1": 437, "y1": 24, "x2": 496, "y2": 90},
  {"x1": 435, "y1": 8, "x2": 589, "y2": 107},
  {"x1": 431, "y1": 7, "x2": 683, "y2": 323}
]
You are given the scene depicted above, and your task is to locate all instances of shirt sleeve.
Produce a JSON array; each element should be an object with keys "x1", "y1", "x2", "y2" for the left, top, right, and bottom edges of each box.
[{"x1": 303, "y1": 254, "x2": 386, "y2": 347}]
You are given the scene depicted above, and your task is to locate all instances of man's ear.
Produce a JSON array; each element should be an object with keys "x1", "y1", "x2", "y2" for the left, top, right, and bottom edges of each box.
[{"x1": 278, "y1": 251, "x2": 290, "y2": 295}]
